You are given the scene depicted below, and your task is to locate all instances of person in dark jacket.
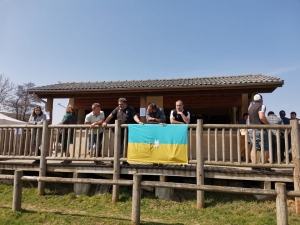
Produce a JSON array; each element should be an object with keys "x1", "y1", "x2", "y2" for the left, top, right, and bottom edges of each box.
[
  {"x1": 59, "y1": 106, "x2": 77, "y2": 164},
  {"x1": 279, "y1": 110, "x2": 291, "y2": 162},
  {"x1": 170, "y1": 100, "x2": 190, "y2": 124},
  {"x1": 146, "y1": 103, "x2": 166, "y2": 124}
]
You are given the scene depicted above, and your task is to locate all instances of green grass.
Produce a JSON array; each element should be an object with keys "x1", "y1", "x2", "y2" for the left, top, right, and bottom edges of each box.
[{"x1": 0, "y1": 182, "x2": 300, "y2": 225}]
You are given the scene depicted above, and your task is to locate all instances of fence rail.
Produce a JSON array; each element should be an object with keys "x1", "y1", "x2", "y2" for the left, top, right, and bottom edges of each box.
[
  {"x1": 1, "y1": 119, "x2": 300, "y2": 216},
  {"x1": 1, "y1": 172, "x2": 300, "y2": 225}
]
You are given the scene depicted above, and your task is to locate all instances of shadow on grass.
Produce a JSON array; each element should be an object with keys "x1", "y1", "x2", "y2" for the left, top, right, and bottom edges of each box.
[
  {"x1": 12, "y1": 208, "x2": 183, "y2": 225},
  {"x1": 171, "y1": 189, "x2": 273, "y2": 208}
]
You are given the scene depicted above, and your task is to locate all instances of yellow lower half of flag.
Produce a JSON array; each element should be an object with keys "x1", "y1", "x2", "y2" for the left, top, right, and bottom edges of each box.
[{"x1": 127, "y1": 143, "x2": 188, "y2": 164}]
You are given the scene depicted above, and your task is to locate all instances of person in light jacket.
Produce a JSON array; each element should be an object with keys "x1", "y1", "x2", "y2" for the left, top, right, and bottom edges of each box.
[{"x1": 28, "y1": 106, "x2": 47, "y2": 164}]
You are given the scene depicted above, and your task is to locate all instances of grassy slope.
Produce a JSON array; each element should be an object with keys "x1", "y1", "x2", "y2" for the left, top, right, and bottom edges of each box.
[{"x1": 0, "y1": 183, "x2": 300, "y2": 225}]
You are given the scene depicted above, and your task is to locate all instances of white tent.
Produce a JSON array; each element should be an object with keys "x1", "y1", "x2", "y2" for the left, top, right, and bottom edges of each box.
[{"x1": 0, "y1": 113, "x2": 27, "y2": 125}]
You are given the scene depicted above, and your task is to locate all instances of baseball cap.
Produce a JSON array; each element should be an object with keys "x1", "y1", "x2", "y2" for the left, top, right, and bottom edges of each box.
[
  {"x1": 253, "y1": 94, "x2": 262, "y2": 101},
  {"x1": 279, "y1": 110, "x2": 286, "y2": 117}
]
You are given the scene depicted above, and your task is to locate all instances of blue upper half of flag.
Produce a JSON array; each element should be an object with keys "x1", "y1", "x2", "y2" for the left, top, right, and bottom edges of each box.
[{"x1": 128, "y1": 124, "x2": 188, "y2": 144}]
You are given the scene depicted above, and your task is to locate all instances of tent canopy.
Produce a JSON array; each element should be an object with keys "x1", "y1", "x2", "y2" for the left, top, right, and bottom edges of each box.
[{"x1": 0, "y1": 113, "x2": 27, "y2": 125}]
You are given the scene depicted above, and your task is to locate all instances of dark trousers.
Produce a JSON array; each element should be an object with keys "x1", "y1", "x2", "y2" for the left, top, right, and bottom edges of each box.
[
  {"x1": 280, "y1": 133, "x2": 291, "y2": 161},
  {"x1": 88, "y1": 132, "x2": 103, "y2": 157}
]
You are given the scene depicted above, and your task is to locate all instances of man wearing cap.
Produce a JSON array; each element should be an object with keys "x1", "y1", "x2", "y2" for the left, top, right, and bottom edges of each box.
[
  {"x1": 267, "y1": 111, "x2": 283, "y2": 162},
  {"x1": 248, "y1": 94, "x2": 271, "y2": 170}
]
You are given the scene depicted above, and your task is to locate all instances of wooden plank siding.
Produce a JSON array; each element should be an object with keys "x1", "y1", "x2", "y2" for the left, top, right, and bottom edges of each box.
[{"x1": 73, "y1": 93, "x2": 242, "y2": 110}]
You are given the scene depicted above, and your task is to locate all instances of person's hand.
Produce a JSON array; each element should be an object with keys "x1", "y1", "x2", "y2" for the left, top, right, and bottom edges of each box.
[
  {"x1": 177, "y1": 111, "x2": 183, "y2": 115},
  {"x1": 102, "y1": 122, "x2": 107, "y2": 128},
  {"x1": 90, "y1": 122, "x2": 96, "y2": 128},
  {"x1": 138, "y1": 121, "x2": 144, "y2": 124}
]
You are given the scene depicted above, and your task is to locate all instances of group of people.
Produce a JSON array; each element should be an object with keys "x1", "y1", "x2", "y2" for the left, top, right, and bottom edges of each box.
[
  {"x1": 84, "y1": 98, "x2": 190, "y2": 165},
  {"x1": 28, "y1": 98, "x2": 190, "y2": 165},
  {"x1": 28, "y1": 105, "x2": 77, "y2": 164},
  {"x1": 243, "y1": 94, "x2": 299, "y2": 170}
]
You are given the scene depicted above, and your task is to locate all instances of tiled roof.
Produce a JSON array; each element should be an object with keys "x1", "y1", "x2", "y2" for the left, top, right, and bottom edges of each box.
[{"x1": 28, "y1": 74, "x2": 282, "y2": 92}]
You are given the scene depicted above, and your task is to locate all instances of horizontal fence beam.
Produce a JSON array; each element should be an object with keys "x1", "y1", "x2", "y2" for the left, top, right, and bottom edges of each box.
[
  {"x1": 203, "y1": 124, "x2": 292, "y2": 129},
  {"x1": 20, "y1": 176, "x2": 133, "y2": 186},
  {"x1": 202, "y1": 161, "x2": 295, "y2": 168},
  {"x1": 3, "y1": 174, "x2": 299, "y2": 197},
  {"x1": 141, "y1": 181, "x2": 300, "y2": 197}
]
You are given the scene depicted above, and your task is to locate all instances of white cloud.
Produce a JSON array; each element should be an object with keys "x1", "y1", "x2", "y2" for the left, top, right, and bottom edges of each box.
[{"x1": 267, "y1": 66, "x2": 299, "y2": 76}]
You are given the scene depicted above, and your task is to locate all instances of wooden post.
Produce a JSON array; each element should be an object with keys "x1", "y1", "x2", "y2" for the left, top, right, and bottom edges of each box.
[
  {"x1": 139, "y1": 95, "x2": 147, "y2": 124},
  {"x1": 291, "y1": 120, "x2": 300, "y2": 214},
  {"x1": 196, "y1": 119, "x2": 205, "y2": 209},
  {"x1": 112, "y1": 120, "x2": 121, "y2": 203},
  {"x1": 12, "y1": 170, "x2": 23, "y2": 211},
  {"x1": 275, "y1": 183, "x2": 288, "y2": 225},
  {"x1": 45, "y1": 97, "x2": 53, "y2": 125},
  {"x1": 132, "y1": 173, "x2": 142, "y2": 225},
  {"x1": 155, "y1": 175, "x2": 174, "y2": 200},
  {"x1": 38, "y1": 120, "x2": 49, "y2": 195}
]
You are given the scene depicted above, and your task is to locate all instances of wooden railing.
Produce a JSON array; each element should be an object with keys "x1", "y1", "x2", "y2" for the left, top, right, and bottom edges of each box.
[
  {"x1": 1, "y1": 171, "x2": 300, "y2": 225},
  {"x1": 1, "y1": 120, "x2": 300, "y2": 214}
]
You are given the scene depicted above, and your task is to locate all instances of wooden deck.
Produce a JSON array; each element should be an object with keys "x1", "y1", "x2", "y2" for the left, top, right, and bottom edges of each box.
[{"x1": 0, "y1": 160, "x2": 294, "y2": 183}]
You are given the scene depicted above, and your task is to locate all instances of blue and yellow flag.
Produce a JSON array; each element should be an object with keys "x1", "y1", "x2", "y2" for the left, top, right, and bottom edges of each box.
[{"x1": 127, "y1": 124, "x2": 188, "y2": 164}]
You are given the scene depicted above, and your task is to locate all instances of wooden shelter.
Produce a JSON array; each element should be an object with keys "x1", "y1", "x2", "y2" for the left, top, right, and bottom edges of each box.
[{"x1": 28, "y1": 74, "x2": 283, "y2": 124}]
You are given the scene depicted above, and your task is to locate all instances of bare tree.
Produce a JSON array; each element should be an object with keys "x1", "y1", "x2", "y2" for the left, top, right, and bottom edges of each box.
[
  {"x1": 6, "y1": 82, "x2": 43, "y2": 121},
  {"x1": 0, "y1": 74, "x2": 14, "y2": 110}
]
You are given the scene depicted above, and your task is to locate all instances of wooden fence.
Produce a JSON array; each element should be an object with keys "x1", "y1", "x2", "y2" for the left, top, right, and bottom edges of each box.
[
  {"x1": 1, "y1": 171, "x2": 300, "y2": 225},
  {"x1": 1, "y1": 120, "x2": 300, "y2": 214}
]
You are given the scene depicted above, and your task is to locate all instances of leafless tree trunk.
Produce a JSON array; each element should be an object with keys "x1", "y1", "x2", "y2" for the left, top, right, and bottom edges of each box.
[
  {"x1": 6, "y1": 82, "x2": 43, "y2": 121},
  {"x1": 0, "y1": 74, "x2": 14, "y2": 110}
]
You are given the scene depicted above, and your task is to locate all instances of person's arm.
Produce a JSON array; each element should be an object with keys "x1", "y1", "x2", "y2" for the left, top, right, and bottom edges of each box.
[
  {"x1": 179, "y1": 111, "x2": 190, "y2": 124},
  {"x1": 28, "y1": 115, "x2": 36, "y2": 125},
  {"x1": 147, "y1": 112, "x2": 163, "y2": 124},
  {"x1": 133, "y1": 115, "x2": 143, "y2": 124},
  {"x1": 89, "y1": 112, "x2": 105, "y2": 128},
  {"x1": 259, "y1": 112, "x2": 269, "y2": 125},
  {"x1": 36, "y1": 114, "x2": 47, "y2": 125},
  {"x1": 89, "y1": 118, "x2": 105, "y2": 128},
  {"x1": 170, "y1": 110, "x2": 182, "y2": 124},
  {"x1": 102, "y1": 114, "x2": 114, "y2": 127},
  {"x1": 159, "y1": 110, "x2": 166, "y2": 123},
  {"x1": 146, "y1": 111, "x2": 151, "y2": 123}
]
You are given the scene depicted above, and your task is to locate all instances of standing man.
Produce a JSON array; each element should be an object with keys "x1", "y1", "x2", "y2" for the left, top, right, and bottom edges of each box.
[
  {"x1": 279, "y1": 110, "x2": 290, "y2": 125},
  {"x1": 170, "y1": 100, "x2": 190, "y2": 124},
  {"x1": 248, "y1": 94, "x2": 271, "y2": 170},
  {"x1": 238, "y1": 113, "x2": 249, "y2": 160},
  {"x1": 267, "y1": 111, "x2": 283, "y2": 162},
  {"x1": 279, "y1": 110, "x2": 291, "y2": 162},
  {"x1": 146, "y1": 103, "x2": 166, "y2": 124},
  {"x1": 102, "y1": 98, "x2": 143, "y2": 166},
  {"x1": 290, "y1": 111, "x2": 299, "y2": 121},
  {"x1": 85, "y1": 103, "x2": 105, "y2": 165},
  {"x1": 238, "y1": 113, "x2": 248, "y2": 124}
]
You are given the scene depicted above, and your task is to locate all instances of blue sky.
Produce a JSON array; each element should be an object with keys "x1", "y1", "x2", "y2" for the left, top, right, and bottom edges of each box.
[{"x1": 1, "y1": 0, "x2": 299, "y2": 124}]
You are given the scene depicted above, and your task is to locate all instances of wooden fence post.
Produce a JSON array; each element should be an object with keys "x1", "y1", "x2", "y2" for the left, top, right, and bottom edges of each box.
[
  {"x1": 112, "y1": 119, "x2": 121, "y2": 203},
  {"x1": 196, "y1": 119, "x2": 205, "y2": 209},
  {"x1": 275, "y1": 183, "x2": 288, "y2": 225},
  {"x1": 291, "y1": 120, "x2": 300, "y2": 214},
  {"x1": 12, "y1": 170, "x2": 23, "y2": 211},
  {"x1": 132, "y1": 173, "x2": 142, "y2": 225},
  {"x1": 38, "y1": 120, "x2": 49, "y2": 195}
]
